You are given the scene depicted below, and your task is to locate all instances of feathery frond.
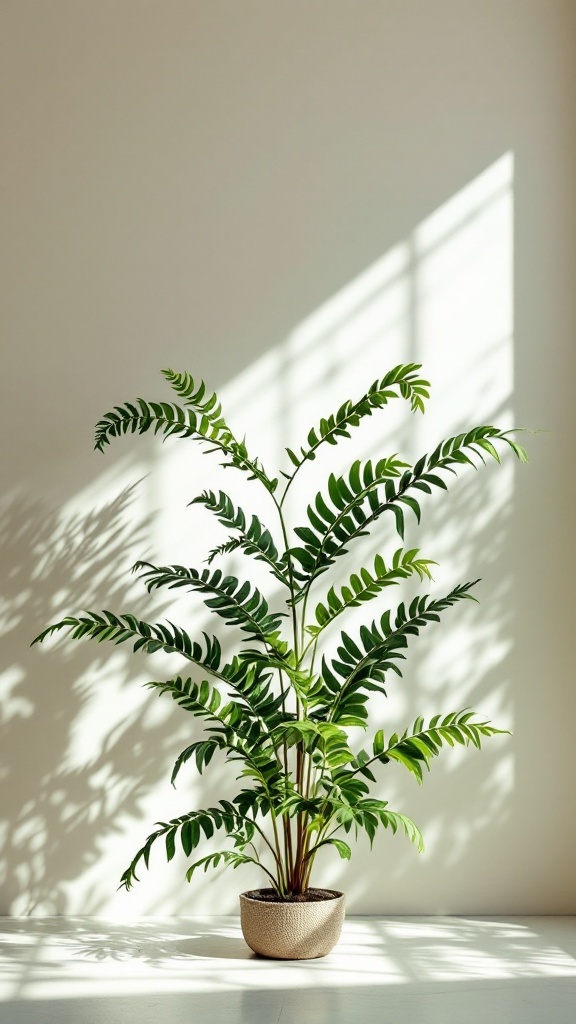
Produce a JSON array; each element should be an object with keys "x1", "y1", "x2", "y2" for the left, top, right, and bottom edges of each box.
[
  {"x1": 32, "y1": 611, "x2": 224, "y2": 673},
  {"x1": 306, "y1": 548, "x2": 435, "y2": 638},
  {"x1": 317, "y1": 582, "x2": 480, "y2": 727},
  {"x1": 133, "y1": 561, "x2": 286, "y2": 644},
  {"x1": 94, "y1": 369, "x2": 278, "y2": 493},
  {"x1": 283, "y1": 363, "x2": 430, "y2": 481},
  {"x1": 191, "y1": 489, "x2": 287, "y2": 583},
  {"x1": 118, "y1": 803, "x2": 246, "y2": 890},
  {"x1": 290, "y1": 426, "x2": 526, "y2": 594}
]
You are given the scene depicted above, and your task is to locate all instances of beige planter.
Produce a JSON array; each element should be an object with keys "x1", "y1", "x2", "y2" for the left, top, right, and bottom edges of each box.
[{"x1": 239, "y1": 888, "x2": 345, "y2": 960}]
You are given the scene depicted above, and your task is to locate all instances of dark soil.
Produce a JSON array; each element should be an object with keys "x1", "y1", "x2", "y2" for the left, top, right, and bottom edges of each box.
[{"x1": 243, "y1": 887, "x2": 342, "y2": 903}]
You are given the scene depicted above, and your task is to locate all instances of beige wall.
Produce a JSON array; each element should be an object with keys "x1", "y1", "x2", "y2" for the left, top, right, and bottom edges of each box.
[{"x1": 1, "y1": 1, "x2": 575, "y2": 915}]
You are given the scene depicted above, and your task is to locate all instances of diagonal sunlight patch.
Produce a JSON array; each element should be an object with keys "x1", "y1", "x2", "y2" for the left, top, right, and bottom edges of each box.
[{"x1": 1, "y1": 917, "x2": 575, "y2": 1008}]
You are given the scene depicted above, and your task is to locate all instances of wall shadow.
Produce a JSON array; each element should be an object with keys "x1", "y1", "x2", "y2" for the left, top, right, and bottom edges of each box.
[
  {"x1": 0, "y1": 152, "x2": 520, "y2": 917},
  {"x1": 0, "y1": 481, "x2": 219, "y2": 915}
]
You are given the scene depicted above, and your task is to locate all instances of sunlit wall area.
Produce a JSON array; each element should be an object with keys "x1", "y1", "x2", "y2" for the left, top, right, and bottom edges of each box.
[{"x1": 1, "y1": 1, "x2": 575, "y2": 916}]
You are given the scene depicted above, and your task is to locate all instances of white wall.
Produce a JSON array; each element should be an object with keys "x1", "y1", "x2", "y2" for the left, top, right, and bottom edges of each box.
[{"x1": 1, "y1": 0, "x2": 575, "y2": 916}]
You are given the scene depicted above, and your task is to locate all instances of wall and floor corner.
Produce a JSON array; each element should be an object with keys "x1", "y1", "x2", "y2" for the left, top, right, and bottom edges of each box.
[{"x1": 0, "y1": 1, "x2": 575, "y2": 918}]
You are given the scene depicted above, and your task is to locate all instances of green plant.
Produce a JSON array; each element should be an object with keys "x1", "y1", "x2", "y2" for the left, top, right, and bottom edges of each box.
[{"x1": 32, "y1": 365, "x2": 527, "y2": 898}]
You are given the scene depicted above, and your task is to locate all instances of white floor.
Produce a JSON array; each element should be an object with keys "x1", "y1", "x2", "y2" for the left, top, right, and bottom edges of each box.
[{"x1": 1, "y1": 916, "x2": 575, "y2": 1023}]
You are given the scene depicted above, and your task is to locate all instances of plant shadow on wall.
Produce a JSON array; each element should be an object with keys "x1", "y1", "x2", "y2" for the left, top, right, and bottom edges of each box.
[
  {"x1": 0, "y1": 480, "x2": 231, "y2": 915},
  {"x1": 31, "y1": 360, "x2": 525, "y2": 930},
  {"x1": 11, "y1": 152, "x2": 518, "y2": 917}
]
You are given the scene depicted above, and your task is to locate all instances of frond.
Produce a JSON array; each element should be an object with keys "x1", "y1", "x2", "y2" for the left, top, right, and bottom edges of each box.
[
  {"x1": 317, "y1": 582, "x2": 480, "y2": 726},
  {"x1": 32, "y1": 612, "x2": 224, "y2": 673},
  {"x1": 162, "y1": 368, "x2": 224, "y2": 413},
  {"x1": 94, "y1": 369, "x2": 278, "y2": 493},
  {"x1": 289, "y1": 456, "x2": 410, "y2": 588},
  {"x1": 133, "y1": 561, "x2": 286, "y2": 643},
  {"x1": 206, "y1": 537, "x2": 245, "y2": 562},
  {"x1": 290, "y1": 426, "x2": 527, "y2": 593},
  {"x1": 283, "y1": 363, "x2": 430, "y2": 478},
  {"x1": 191, "y1": 489, "x2": 287, "y2": 584},
  {"x1": 303, "y1": 837, "x2": 352, "y2": 862},
  {"x1": 118, "y1": 802, "x2": 245, "y2": 890},
  {"x1": 322, "y1": 795, "x2": 424, "y2": 851},
  {"x1": 272, "y1": 720, "x2": 355, "y2": 771},
  {"x1": 185, "y1": 850, "x2": 263, "y2": 883},
  {"x1": 146, "y1": 673, "x2": 287, "y2": 786},
  {"x1": 171, "y1": 738, "x2": 226, "y2": 783},
  {"x1": 305, "y1": 548, "x2": 435, "y2": 638},
  {"x1": 367, "y1": 709, "x2": 508, "y2": 784},
  {"x1": 94, "y1": 396, "x2": 228, "y2": 452}
]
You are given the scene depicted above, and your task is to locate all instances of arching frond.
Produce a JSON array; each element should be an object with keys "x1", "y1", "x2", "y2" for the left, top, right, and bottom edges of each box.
[
  {"x1": 118, "y1": 803, "x2": 246, "y2": 890},
  {"x1": 336, "y1": 710, "x2": 508, "y2": 788},
  {"x1": 318, "y1": 796, "x2": 424, "y2": 851},
  {"x1": 306, "y1": 548, "x2": 435, "y2": 638},
  {"x1": 317, "y1": 582, "x2": 480, "y2": 727},
  {"x1": 94, "y1": 368, "x2": 278, "y2": 493},
  {"x1": 32, "y1": 612, "x2": 224, "y2": 674},
  {"x1": 191, "y1": 489, "x2": 287, "y2": 583},
  {"x1": 289, "y1": 455, "x2": 409, "y2": 587},
  {"x1": 134, "y1": 561, "x2": 286, "y2": 644},
  {"x1": 145, "y1": 673, "x2": 287, "y2": 787},
  {"x1": 282, "y1": 363, "x2": 430, "y2": 482},
  {"x1": 367, "y1": 710, "x2": 508, "y2": 783},
  {"x1": 291, "y1": 426, "x2": 527, "y2": 593},
  {"x1": 185, "y1": 850, "x2": 269, "y2": 883}
]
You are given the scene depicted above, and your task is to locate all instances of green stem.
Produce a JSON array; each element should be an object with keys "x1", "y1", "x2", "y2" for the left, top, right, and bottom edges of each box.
[
  {"x1": 269, "y1": 810, "x2": 288, "y2": 894},
  {"x1": 245, "y1": 817, "x2": 286, "y2": 876},
  {"x1": 298, "y1": 589, "x2": 311, "y2": 667},
  {"x1": 302, "y1": 823, "x2": 343, "y2": 889},
  {"x1": 275, "y1": 505, "x2": 300, "y2": 665}
]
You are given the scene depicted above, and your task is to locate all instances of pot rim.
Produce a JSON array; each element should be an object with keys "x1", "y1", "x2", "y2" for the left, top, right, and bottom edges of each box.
[{"x1": 240, "y1": 887, "x2": 344, "y2": 904}]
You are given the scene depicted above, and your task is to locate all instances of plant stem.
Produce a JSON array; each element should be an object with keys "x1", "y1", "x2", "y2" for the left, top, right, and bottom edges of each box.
[
  {"x1": 271, "y1": 491, "x2": 305, "y2": 894},
  {"x1": 269, "y1": 810, "x2": 288, "y2": 895},
  {"x1": 271, "y1": 495, "x2": 300, "y2": 663}
]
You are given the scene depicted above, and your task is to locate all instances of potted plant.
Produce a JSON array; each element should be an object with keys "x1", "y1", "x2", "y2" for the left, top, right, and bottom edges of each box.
[{"x1": 32, "y1": 364, "x2": 527, "y2": 959}]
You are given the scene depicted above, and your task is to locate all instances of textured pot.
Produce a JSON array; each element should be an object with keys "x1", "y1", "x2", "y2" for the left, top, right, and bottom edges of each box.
[{"x1": 239, "y1": 888, "x2": 345, "y2": 959}]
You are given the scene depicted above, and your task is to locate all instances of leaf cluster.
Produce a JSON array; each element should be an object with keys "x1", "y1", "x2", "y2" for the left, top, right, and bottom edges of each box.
[{"x1": 32, "y1": 363, "x2": 524, "y2": 898}]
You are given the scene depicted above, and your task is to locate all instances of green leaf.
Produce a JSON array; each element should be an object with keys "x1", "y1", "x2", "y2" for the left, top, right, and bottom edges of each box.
[
  {"x1": 133, "y1": 561, "x2": 286, "y2": 643},
  {"x1": 192, "y1": 490, "x2": 287, "y2": 583},
  {"x1": 32, "y1": 611, "x2": 224, "y2": 672},
  {"x1": 289, "y1": 424, "x2": 528, "y2": 598},
  {"x1": 304, "y1": 837, "x2": 352, "y2": 862},
  {"x1": 317, "y1": 582, "x2": 481, "y2": 725},
  {"x1": 93, "y1": 369, "x2": 278, "y2": 493},
  {"x1": 306, "y1": 549, "x2": 436, "y2": 637},
  {"x1": 366, "y1": 710, "x2": 508, "y2": 783},
  {"x1": 185, "y1": 851, "x2": 257, "y2": 883},
  {"x1": 171, "y1": 737, "x2": 226, "y2": 785},
  {"x1": 118, "y1": 803, "x2": 245, "y2": 890},
  {"x1": 289, "y1": 455, "x2": 411, "y2": 594},
  {"x1": 282, "y1": 364, "x2": 430, "y2": 477},
  {"x1": 331, "y1": 839, "x2": 352, "y2": 860}
]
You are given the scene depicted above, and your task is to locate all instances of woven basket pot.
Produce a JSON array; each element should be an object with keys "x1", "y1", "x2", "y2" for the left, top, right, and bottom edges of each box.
[{"x1": 239, "y1": 888, "x2": 345, "y2": 959}]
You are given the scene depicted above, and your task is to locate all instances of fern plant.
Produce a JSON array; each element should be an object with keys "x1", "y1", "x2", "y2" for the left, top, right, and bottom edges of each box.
[{"x1": 32, "y1": 364, "x2": 527, "y2": 898}]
